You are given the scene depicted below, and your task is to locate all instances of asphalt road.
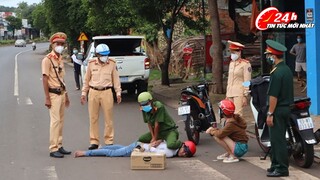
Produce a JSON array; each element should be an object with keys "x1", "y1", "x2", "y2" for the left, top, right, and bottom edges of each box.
[{"x1": 0, "y1": 44, "x2": 319, "y2": 180}]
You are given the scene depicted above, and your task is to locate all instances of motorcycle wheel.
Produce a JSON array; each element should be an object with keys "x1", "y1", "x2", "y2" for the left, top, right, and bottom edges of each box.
[
  {"x1": 185, "y1": 114, "x2": 200, "y2": 145},
  {"x1": 291, "y1": 127, "x2": 314, "y2": 168},
  {"x1": 254, "y1": 124, "x2": 270, "y2": 153}
]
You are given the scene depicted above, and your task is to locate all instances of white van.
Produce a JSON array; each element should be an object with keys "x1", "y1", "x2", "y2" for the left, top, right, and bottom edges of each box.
[{"x1": 81, "y1": 35, "x2": 150, "y2": 95}]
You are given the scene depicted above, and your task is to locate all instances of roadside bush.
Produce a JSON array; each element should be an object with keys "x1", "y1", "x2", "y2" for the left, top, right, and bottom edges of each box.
[{"x1": 0, "y1": 40, "x2": 15, "y2": 46}]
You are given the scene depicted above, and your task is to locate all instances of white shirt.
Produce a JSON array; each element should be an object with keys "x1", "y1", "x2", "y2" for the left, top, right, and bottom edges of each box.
[
  {"x1": 142, "y1": 141, "x2": 179, "y2": 158},
  {"x1": 71, "y1": 54, "x2": 82, "y2": 66}
]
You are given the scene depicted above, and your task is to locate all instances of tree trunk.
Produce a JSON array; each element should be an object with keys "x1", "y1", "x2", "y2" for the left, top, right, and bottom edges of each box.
[
  {"x1": 161, "y1": 17, "x2": 176, "y2": 86},
  {"x1": 208, "y1": 0, "x2": 224, "y2": 94}
]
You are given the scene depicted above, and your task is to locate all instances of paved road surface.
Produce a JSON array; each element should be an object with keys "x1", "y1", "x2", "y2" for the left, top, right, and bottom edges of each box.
[{"x1": 0, "y1": 44, "x2": 319, "y2": 180}]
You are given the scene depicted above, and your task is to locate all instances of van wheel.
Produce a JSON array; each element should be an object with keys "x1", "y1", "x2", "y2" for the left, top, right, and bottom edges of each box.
[{"x1": 137, "y1": 81, "x2": 148, "y2": 94}]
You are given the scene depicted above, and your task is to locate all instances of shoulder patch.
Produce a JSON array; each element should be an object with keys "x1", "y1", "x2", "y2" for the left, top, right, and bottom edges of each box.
[
  {"x1": 89, "y1": 58, "x2": 97, "y2": 64},
  {"x1": 240, "y1": 59, "x2": 250, "y2": 63},
  {"x1": 109, "y1": 58, "x2": 116, "y2": 63}
]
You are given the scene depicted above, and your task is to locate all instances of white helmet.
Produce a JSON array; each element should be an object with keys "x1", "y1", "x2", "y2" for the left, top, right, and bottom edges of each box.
[{"x1": 95, "y1": 44, "x2": 110, "y2": 55}]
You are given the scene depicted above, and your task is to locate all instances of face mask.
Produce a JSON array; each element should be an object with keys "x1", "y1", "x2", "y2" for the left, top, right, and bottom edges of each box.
[
  {"x1": 73, "y1": 50, "x2": 78, "y2": 54},
  {"x1": 99, "y1": 56, "x2": 109, "y2": 63},
  {"x1": 266, "y1": 56, "x2": 275, "y2": 65},
  {"x1": 142, "y1": 105, "x2": 152, "y2": 112},
  {"x1": 54, "y1": 46, "x2": 64, "y2": 54},
  {"x1": 230, "y1": 53, "x2": 239, "y2": 61},
  {"x1": 297, "y1": 38, "x2": 302, "y2": 43}
]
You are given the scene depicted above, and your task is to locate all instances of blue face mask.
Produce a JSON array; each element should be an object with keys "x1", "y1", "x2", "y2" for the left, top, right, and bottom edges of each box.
[
  {"x1": 297, "y1": 38, "x2": 302, "y2": 43},
  {"x1": 266, "y1": 56, "x2": 275, "y2": 65},
  {"x1": 142, "y1": 105, "x2": 152, "y2": 112}
]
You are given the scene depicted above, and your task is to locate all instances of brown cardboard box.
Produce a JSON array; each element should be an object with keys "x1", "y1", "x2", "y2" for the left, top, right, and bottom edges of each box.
[{"x1": 130, "y1": 151, "x2": 166, "y2": 170}]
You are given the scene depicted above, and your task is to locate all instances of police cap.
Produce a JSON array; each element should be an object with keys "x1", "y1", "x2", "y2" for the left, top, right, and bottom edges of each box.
[{"x1": 49, "y1": 32, "x2": 67, "y2": 44}]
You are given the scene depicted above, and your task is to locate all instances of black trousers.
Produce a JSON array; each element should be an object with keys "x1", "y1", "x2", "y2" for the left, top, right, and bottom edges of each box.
[{"x1": 74, "y1": 63, "x2": 81, "y2": 89}]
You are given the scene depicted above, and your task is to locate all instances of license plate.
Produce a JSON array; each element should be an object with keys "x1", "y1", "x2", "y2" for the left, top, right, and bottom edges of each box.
[
  {"x1": 178, "y1": 105, "x2": 190, "y2": 115},
  {"x1": 297, "y1": 117, "x2": 314, "y2": 130},
  {"x1": 120, "y1": 77, "x2": 128, "y2": 82}
]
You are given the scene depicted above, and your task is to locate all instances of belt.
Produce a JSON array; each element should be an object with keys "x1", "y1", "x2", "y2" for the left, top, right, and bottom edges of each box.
[
  {"x1": 49, "y1": 87, "x2": 64, "y2": 95},
  {"x1": 90, "y1": 86, "x2": 112, "y2": 91}
]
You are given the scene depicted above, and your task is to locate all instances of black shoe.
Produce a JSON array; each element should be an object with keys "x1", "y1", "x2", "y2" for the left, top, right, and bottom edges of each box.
[
  {"x1": 58, "y1": 147, "x2": 71, "y2": 155},
  {"x1": 266, "y1": 168, "x2": 274, "y2": 173},
  {"x1": 88, "y1": 144, "x2": 99, "y2": 150},
  {"x1": 50, "y1": 151, "x2": 64, "y2": 158},
  {"x1": 267, "y1": 170, "x2": 289, "y2": 177}
]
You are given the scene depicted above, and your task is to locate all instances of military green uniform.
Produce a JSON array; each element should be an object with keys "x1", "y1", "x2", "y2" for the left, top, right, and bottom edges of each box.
[
  {"x1": 138, "y1": 101, "x2": 182, "y2": 149},
  {"x1": 266, "y1": 40, "x2": 294, "y2": 175}
]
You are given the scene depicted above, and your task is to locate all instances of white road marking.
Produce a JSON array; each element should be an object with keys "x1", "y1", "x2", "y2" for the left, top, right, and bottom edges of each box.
[
  {"x1": 14, "y1": 50, "x2": 35, "y2": 105},
  {"x1": 16, "y1": 97, "x2": 33, "y2": 105},
  {"x1": 172, "y1": 159, "x2": 230, "y2": 180},
  {"x1": 43, "y1": 166, "x2": 58, "y2": 180},
  {"x1": 243, "y1": 157, "x2": 319, "y2": 180},
  {"x1": 14, "y1": 53, "x2": 20, "y2": 96},
  {"x1": 25, "y1": 97, "x2": 33, "y2": 105}
]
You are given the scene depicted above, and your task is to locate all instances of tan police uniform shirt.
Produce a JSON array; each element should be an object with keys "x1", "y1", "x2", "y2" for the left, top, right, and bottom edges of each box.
[
  {"x1": 226, "y1": 58, "x2": 252, "y2": 97},
  {"x1": 42, "y1": 51, "x2": 66, "y2": 88},
  {"x1": 82, "y1": 57, "x2": 121, "y2": 96}
]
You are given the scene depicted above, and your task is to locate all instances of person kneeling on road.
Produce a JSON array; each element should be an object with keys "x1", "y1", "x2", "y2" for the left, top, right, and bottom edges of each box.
[
  {"x1": 137, "y1": 92, "x2": 182, "y2": 150},
  {"x1": 206, "y1": 99, "x2": 248, "y2": 163},
  {"x1": 74, "y1": 140, "x2": 196, "y2": 158}
]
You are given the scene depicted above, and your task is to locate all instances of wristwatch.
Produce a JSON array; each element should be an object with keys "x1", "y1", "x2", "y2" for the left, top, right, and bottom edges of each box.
[{"x1": 267, "y1": 112, "x2": 273, "y2": 116}]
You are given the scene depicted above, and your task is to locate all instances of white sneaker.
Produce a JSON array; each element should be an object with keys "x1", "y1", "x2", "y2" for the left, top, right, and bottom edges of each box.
[
  {"x1": 217, "y1": 153, "x2": 229, "y2": 160},
  {"x1": 223, "y1": 156, "x2": 239, "y2": 163}
]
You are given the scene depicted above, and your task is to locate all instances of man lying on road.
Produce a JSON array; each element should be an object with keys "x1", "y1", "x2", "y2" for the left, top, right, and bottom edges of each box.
[{"x1": 74, "y1": 140, "x2": 196, "y2": 158}]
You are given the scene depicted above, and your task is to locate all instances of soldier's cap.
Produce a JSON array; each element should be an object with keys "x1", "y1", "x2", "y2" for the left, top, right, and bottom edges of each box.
[
  {"x1": 264, "y1": 40, "x2": 287, "y2": 55},
  {"x1": 228, "y1": 40, "x2": 245, "y2": 50},
  {"x1": 49, "y1": 32, "x2": 67, "y2": 44}
]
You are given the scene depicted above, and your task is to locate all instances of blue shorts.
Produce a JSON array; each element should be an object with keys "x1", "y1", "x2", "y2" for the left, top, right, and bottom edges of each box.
[{"x1": 234, "y1": 142, "x2": 248, "y2": 157}]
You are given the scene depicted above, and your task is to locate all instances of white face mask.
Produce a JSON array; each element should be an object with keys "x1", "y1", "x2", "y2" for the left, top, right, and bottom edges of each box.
[
  {"x1": 54, "y1": 46, "x2": 64, "y2": 54},
  {"x1": 230, "y1": 53, "x2": 239, "y2": 61},
  {"x1": 100, "y1": 56, "x2": 109, "y2": 63}
]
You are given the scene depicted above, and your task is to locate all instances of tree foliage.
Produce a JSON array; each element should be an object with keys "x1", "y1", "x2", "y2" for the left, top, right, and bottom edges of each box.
[
  {"x1": 131, "y1": 0, "x2": 205, "y2": 85},
  {"x1": 5, "y1": 16, "x2": 22, "y2": 36},
  {"x1": 32, "y1": 3, "x2": 50, "y2": 36},
  {"x1": 85, "y1": 0, "x2": 136, "y2": 35}
]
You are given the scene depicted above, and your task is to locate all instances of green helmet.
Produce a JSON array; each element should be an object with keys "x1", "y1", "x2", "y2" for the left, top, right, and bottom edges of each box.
[{"x1": 138, "y1": 92, "x2": 153, "y2": 104}]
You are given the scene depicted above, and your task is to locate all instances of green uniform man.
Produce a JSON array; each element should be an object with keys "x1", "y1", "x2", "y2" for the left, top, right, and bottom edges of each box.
[
  {"x1": 264, "y1": 40, "x2": 294, "y2": 177},
  {"x1": 137, "y1": 92, "x2": 182, "y2": 149}
]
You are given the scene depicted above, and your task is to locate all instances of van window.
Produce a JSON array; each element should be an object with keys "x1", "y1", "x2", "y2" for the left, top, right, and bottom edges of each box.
[{"x1": 94, "y1": 38, "x2": 144, "y2": 56}]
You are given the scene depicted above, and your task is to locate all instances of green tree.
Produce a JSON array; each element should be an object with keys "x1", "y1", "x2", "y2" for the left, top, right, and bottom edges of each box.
[
  {"x1": 15, "y1": 2, "x2": 37, "y2": 26},
  {"x1": 44, "y1": 0, "x2": 69, "y2": 34},
  {"x1": 32, "y1": 3, "x2": 50, "y2": 36},
  {"x1": 65, "y1": 0, "x2": 90, "y2": 49},
  {"x1": 131, "y1": 0, "x2": 189, "y2": 86},
  {"x1": 5, "y1": 16, "x2": 22, "y2": 37},
  {"x1": 85, "y1": 0, "x2": 136, "y2": 35}
]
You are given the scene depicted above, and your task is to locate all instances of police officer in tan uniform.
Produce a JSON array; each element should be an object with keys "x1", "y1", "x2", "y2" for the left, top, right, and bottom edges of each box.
[
  {"x1": 42, "y1": 32, "x2": 71, "y2": 158},
  {"x1": 81, "y1": 43, "x2": 122, "y2": 150},
  {"x1": 226, "y1": 40, "x2": 252, "y2": 116}
]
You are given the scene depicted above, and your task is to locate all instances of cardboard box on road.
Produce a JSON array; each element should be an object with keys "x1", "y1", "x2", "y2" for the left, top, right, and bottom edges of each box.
[{"x1": 130, "y1": 151, "x2": 166, "y2": 170}]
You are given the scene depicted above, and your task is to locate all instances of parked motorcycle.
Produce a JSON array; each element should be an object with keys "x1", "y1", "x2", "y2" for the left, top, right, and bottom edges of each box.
[
  {"x1": 178, "y1": 81, "x2": 216, "y2": 145},
  {"x1": 245, "y1": 75, "x2": 317, "y2": 168}
]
